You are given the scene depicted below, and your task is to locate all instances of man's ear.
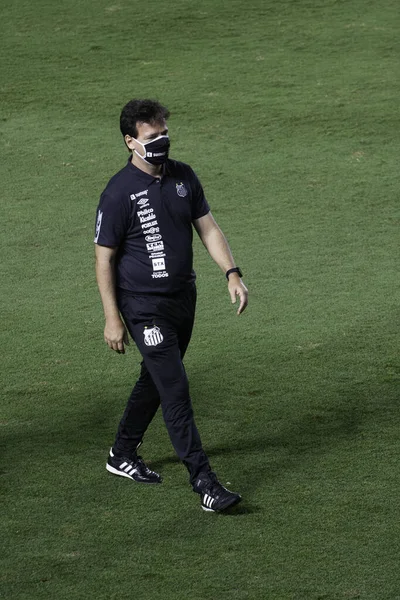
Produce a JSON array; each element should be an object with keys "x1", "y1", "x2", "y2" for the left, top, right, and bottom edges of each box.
[{"x1": 124, "y1": 134, "x2": 136, "y2": 151}]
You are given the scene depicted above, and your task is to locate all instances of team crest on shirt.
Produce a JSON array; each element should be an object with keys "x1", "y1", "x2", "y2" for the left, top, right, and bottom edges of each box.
[
  {"x1": 176, "y1": 182, "x2": 188, "y2": 197},
  {"x1": 143, "y1": 325, "x2": 164, "y2": 347}
]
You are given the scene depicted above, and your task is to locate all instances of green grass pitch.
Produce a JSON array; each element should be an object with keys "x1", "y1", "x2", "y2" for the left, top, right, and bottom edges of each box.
[{"x1": 1, "y1": 0, "x2": 400, "y2": 598}]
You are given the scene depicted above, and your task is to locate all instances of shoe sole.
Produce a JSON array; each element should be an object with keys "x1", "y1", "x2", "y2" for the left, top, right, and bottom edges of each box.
[
  {"x1": 201, "y1": 495, "x2": 242, "y2": 513},
  {"x1": 106, "y1": 463, "x2": 161, "y2": 484}
]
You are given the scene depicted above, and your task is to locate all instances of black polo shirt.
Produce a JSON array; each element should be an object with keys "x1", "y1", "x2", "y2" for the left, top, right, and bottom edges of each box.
[{"x1": 94, "y1": 158, "x2": 210, "y2": 294}]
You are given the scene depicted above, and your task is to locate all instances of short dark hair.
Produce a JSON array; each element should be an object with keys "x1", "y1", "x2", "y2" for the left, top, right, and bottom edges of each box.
[{"x1": 120, "y1": 99, "x2": 170, "y2": 139}]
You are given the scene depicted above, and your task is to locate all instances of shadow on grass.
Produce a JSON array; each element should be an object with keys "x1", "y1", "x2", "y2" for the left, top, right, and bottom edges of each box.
[
  {"x1": 2, "y1": 358, "x2": 399, "y2": 508},
  {"x1": 219, "y1": 503, "x2": 262, "y2": 516},
  {"x1": 151, "y1": 375, "x2": 400, "y2": 497}
]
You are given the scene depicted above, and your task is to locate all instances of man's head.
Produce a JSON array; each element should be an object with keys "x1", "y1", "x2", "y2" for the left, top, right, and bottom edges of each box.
[{"x1": 120, "y1": 99, "x2": 170, "y2": 158}]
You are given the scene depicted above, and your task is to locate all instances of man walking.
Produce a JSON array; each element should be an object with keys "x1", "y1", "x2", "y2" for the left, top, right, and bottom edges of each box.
[{"x1": 94, "y1": 99, "x2": 248, "y2": 512}]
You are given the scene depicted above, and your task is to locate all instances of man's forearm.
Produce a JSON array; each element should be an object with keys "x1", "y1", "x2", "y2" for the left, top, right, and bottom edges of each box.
[
  {"x1": 95, "y1": 257, "x2": 121, "y2": 322},
  {"x1": 200, "y1": 225, "x2": 237, "y2": 274}
]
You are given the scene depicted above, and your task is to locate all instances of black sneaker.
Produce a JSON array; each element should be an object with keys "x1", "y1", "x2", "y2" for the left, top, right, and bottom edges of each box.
[
  {"x1": 194, "y1": 472, "x2": 241, "y2": 512},
  {"x1": 106, "y1": 448, "x2": 162, "y2": 484}
]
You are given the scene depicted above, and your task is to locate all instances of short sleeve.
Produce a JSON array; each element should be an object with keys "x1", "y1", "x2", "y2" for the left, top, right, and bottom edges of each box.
[
  {"x1": 94, "y1": 192, "x2": 130, "y2": 246},
  {"x1": 188, "y1": 167, "x2": 210, "y2": 221}
]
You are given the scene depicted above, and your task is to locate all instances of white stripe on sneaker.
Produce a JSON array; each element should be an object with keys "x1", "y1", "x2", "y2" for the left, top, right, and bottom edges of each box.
[
  {"x1": 204, "y1": 494, "x2": 213, "y2": 508},
  {"x1": 202, "y1": 493, "x2": 216, "y2": 511},
  {"x1": 128, "y1": 467, "x2": 136, "y2": 475},
  {"x1": 106, "y1": 464, "x2": 137, "y2": 480},
  {"x1": 124, "y1": 465, "x2": 132, "y2": 473},
  {"x1": 120, "y1": 462, "x2": 128, "y2": 469}
]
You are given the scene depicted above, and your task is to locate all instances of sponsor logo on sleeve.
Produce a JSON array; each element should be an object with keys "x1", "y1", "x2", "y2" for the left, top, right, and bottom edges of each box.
[{"x1": 94, "y1": 210, "x2": 103, "y2": 243}]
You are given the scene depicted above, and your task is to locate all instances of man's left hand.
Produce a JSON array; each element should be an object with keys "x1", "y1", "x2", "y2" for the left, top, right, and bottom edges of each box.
[{"x1": 228, "y1": 277, "x2": 248, "y2": 315}]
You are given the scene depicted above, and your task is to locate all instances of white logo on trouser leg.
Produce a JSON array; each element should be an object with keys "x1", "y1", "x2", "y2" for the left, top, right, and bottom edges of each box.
[{"x1": 143, "y1": 326, "x2": 163, "y2": 347}]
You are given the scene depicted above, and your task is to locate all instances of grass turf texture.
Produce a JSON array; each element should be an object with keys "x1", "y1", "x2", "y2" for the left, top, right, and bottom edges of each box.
[{"x1": 1, "y1": 0, "x2": 400, "y2": 598}]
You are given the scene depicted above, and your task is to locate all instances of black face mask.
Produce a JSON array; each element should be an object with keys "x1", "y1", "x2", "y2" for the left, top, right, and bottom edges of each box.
[{"x1": 134, "y1": 135, "x2": 170, "y2": 165}]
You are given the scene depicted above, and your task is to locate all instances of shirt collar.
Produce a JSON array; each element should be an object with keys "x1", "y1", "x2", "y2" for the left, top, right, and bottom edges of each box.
[{"x1": 127, "y1": 157, "x2": 170, "y2": 182}]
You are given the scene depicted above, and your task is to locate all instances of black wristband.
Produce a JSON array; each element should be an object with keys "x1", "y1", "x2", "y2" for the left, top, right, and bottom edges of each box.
[{"x1": 226, "y1": 267, "x2": 243, "y2": 280}]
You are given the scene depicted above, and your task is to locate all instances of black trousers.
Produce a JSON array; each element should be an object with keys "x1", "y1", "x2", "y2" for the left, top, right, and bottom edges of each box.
[{"x1": 114, "y1": 285, "x2": 210, "y2": 485}]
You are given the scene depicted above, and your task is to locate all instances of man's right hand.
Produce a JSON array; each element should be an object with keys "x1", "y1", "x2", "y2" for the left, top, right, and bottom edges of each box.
[{"x1": 104, "y1": 317, "x2": 130, "y2": 354}]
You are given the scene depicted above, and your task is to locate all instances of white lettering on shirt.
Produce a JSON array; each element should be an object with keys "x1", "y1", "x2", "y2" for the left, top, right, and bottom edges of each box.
[
  {"x1": 142, "y1": 220, "x2": 158, "y2": 229},
  {"x1": 152, "y1": 258, "x2": 166, "y2": 271},
  {"x1": 146, "y1": 241, "x2": 164, "y2": 252},
  {"x1": 140, "y1": 213, "x2": 156, "y2": 223}
]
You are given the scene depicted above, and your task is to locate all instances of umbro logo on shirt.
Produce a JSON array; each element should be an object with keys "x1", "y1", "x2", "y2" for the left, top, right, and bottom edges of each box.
[
  {"x1": 130, "y1": 190, "x2": 148, "y2": 201},
  {"x1": 130, "y1": 192, "x2": 149, "y2": 208}
]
